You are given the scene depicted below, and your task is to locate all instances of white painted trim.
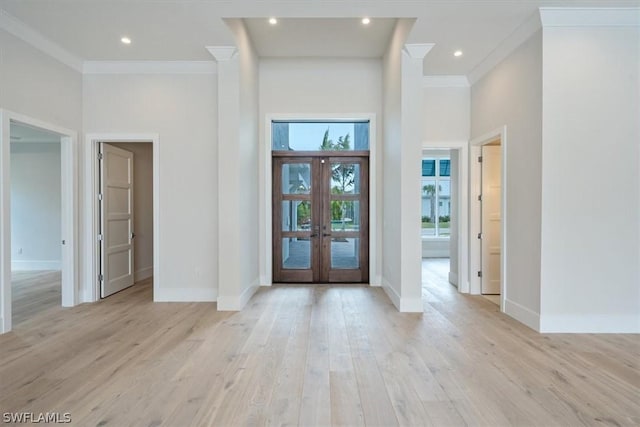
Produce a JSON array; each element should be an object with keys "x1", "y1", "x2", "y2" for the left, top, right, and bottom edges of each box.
[
  {"x1": 11, "y1": 260, "x2": 61, "y2": 270},
  {"x1": 448, "y1": 271, "x2": 458, "y2": 286},
  {"x1": 403, "y1": 43, "x2": 435, "y2": 60},
  {"x1": 217, "y1": 279, "x2": 259, "y2": 311},
  {"x1": 539, "y1": 7, "x2": 640, "y2": 27},
  {"x1": 206, "y1": 46, "x2": 238, "y2": 61},
  {"x1": 83, "y1": 133, "x2": 160, "y2": 303},
  {"x1": 504, "y1": 298, "x2": 540, "y2": 332},
  {"x1": 83, "y1": 61, "x2": 217, "y2": 75},
  {"x1": 423, "y1": 75, "x2": 470, "y2": 88},
  {"x1": 382, "y1": 278, "x2": 423, "y2": 312},
  {"x1": 468, "y1": 11, "x2": 542, "y2": 85},
  {"x1": 0, "y1": 10, "x2": 83, "y2": 72},
  {"x1": 154, "y1": 287, "x2": 217, "y2": 303},
  {"x1": 134, "y1": 266, "x2": 153, "y2": 282},
  {"x1": 261, "y1": 113, "x2": 379, "y2": 287},
  {"x1": 422, "y1": 140, "x2": 469, "y2": 294},
  {"x1": 539, "y1": 314, "x2": 640, "y2": 334},
  {"x1": 0, "y1": 110, "x2": 78, "y2": 333},
  {"x1": 469, "y1": 126, "x2": 508, "y2": 314}
]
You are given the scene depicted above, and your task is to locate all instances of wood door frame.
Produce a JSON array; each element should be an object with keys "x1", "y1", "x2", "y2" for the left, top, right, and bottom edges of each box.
[
  {"x1": 469, "y1": 126, "x2": 508, "y2": 311},
  {"x1": 272, "y1": 154, "x2": 369, "y2": 283},
  {"x1": 0, "y1": 109, "x2": 78, "y2": 334},
  {"x1": 84, "y1": 134, "x2": 159, "y2": 303},
  {"x1": 261, "y1": 114, "x2": 379, "y2": 287}
]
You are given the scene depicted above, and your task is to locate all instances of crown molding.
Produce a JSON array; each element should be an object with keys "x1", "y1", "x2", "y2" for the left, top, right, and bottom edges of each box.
[
  {"x1": 0, "y1": 9, "x2": 83, "y2": 72},
  {"x1": 423, "y1": 75, "x2": 469, "y2": 88},
  {"x1": 83, "y1": 61, "x2": 217, "y2": 75},
  {"x1": 206, "y1": 46, "x2": 238, "y2": 61},
  {"x1": 540, "y1": 7, "x2": 640, "y2": 27},
  {"x1": 467, "y1": 11, "x2": 541, "y2": 86},
  {"x1": 403, "y1": 43, "x2": 435, "y2": 60}
]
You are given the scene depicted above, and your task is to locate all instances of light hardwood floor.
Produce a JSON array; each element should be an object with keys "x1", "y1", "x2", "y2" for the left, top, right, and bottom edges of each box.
[
  {"x1": 0, "y1": 262, "x2": 638, "y2": 426},
  {"x1": 11, "y1": 270, "x2": 61, "y2": 327}
]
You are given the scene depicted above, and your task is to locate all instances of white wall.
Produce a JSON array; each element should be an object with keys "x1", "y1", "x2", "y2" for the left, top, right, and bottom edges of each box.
[
  {"x1": 10, "y1": 142, "x2": 61, "y2": 270},
  {"x1": 471, "y1": 30, "x2": 543, "y2": 328},
  {"x1": 381, "y1": 19, "x2": 424, "y2": 312},
  {"x1": 110, "y1": 142, "x2": 153, "y2": 282},
  {"x1": 423, "y1": 86, "x2": 470, "y2": 142},
  {"x1": 215, "y1": 19, "x2": 260, "y2": 310},
  {"x1": 0, "y1": 30, "x2": 82, "y2": 130},
  {"x1": 540, "y1": 26, "x2": 640, "y2": 333},
  {"x1": 83, "y1": 73, "x2": 218, "y2": 300},
  {"x1": 259, "y1": 57, "x2": 383, "y2": 284}
]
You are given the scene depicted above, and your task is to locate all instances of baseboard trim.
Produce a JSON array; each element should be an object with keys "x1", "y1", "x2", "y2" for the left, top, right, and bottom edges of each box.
[
  {"x1": 154, "y1": 287, "x2": 217, "y2": 302},
  {"x1": 382, "y1": 278, "x2": 424, "y2": 313},
  {"x1": 539, "y1": 314, "x2": 640, "y2": 333},
  {"x1": 217, "y1": 279, "x2": 259, "y2": 311},
  {"x1": 448, "y1": 271, "x2": 458, "y2": 287},
  {"x1": 134, "y1": 266, "x2": 153, "y2": 282},
  {"x1": 11, "y1": 260, "x2": 61, "y2": 270},
  {"x1": 504, "y1": 298, "x2": 540, "y2": 331}
]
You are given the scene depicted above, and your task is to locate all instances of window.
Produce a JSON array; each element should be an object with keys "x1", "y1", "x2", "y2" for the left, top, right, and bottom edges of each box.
[
  {"x1": 422, "y1": 156, "x2": 450, "y2": 238},
  {"x1": 272, "y1": 120, "x2": 370, "y2": 151}
]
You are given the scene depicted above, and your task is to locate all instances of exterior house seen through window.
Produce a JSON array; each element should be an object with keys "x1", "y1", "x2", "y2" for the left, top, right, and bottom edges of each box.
[{"x1": 422, "y1": 157, "x2": 450, "y2": 238}]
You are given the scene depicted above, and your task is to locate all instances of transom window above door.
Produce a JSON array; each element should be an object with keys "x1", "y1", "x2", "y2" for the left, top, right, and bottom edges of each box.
[{"x1": 272, "y1": 120, "x2": 370, "y2": 151}]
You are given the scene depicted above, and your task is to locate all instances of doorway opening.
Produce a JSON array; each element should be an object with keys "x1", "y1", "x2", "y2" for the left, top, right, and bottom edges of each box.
[
  {"x1": 470, "y1": 126, "x2": 507, "y2": 310},
  {"x1": 420, "y1": 142, "x2": 469, "y2": 296},
  {"x1": 84, "y1": 134, "x2": 159, "y2": 303},
  {"x1": 10, "y1": 123, "x2": 62, "y2": 326},
  {"x1": 273, "y1": 154, "x2": 369, "y2": 283},
  {"x1": 1, "y1": 111, "x2": 78, "y2": 334}
]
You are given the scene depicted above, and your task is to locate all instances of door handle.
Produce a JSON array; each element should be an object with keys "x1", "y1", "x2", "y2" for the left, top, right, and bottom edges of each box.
[
  {"x1": 310, "y1": 233, "x2": 318, "y2": 238},
  {"x1": 323, "y1": 233, "x2": 332, "y2": 237},
  {"x1": 131, "y1": 232, "x2": 136, "y2": 239}
]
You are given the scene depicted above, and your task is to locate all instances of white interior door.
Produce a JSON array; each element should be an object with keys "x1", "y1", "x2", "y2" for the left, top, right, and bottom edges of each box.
[
  {"x1": 100, "y1": 143, "x2": 134, "y2": 298},
  {"x1": 481, "y1": 145, "x2": 501, "y2": 294}
]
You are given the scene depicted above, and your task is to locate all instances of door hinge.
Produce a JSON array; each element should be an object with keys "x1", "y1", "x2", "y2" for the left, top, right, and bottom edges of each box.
[
  {"x1": 98, "y1": 152, "x2": 103, "y2": 160},
  {"x1": 478, "y1": 194, "x2": 482, "y2": 201},
  {"x1": 98, "y1": 274, "x2": 104, "y2": 282},
  {"x1": 98, "y1": 193, "x2": 103, "y2": 201},
  {"x1": 477, "y1": 271, "x2": 482, "y2": 278},
  {"x1": 478, "y1": 155, "x2": 483, "y2": 163},
  {"x1": 477, "y1": 232, "x2": 482, "y2": 239},
  {"x1": 97, "y1": 234, "x2": 103, "y2": 241}
]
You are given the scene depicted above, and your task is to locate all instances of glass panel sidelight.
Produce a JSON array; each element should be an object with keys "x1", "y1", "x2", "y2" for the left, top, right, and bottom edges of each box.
[
  {"x1": 282, "y1": 238, "x2": 311, "y2": 269},
  {"x1": 438, "y1": 180, "x2": 451, "y2": 236},
  {"x1": 281, "y1": 200, "x2": 312, "y2": 232},
  {"x1": 282, "y1": 163, "x2": 312, "y2": 194},
  {"x1": 331, "y1": 238, "x2": 359, "y2": 269}
]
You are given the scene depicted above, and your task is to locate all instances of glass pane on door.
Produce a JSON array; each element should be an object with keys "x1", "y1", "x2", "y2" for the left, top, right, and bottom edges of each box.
[
  {"x1": 330, "y1": 201, "x2": 360, "y2": 231},
  {"x1": 330, "y1": 163, "x2": 361, "y2": 195},
  {"x1": 282, "y1": 163, "x2": 311, "y2": 194},
  {"x1": 282, "y1": 238, "x2": 311, "y2": 269},
  {"x1": 281, "y1": 200, "x2": 312, "y2": 232},
  {"x1": 331, "y1": 238, "x2": 359, "y2": 269}
]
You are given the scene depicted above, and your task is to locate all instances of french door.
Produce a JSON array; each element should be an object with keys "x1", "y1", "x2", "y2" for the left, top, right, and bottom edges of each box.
[{"x1": 273, "y1": 153, "x2": 369, "y2": 283}]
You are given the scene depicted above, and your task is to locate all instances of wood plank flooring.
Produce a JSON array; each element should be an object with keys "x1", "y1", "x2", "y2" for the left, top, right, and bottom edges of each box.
[
  {"x1": 0, "y1": 261, "x2": 638, "y2": 426},
  {"x1": 11, "y1": 270, "x2": 61, "y2": 327}
]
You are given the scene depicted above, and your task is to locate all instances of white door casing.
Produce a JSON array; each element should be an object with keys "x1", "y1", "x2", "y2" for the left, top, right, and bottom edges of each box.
[
  {"x1": 100, "y1": 143, "x2": 135, "y2": 297},
  {"x1": 481, "y1": 145, "x2": 501, "y2": 294}
]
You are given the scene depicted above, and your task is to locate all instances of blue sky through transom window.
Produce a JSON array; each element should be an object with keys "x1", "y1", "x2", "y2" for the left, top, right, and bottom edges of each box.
[{"x1": 272, "y1": 121, "x2": 369, "y2": 151}]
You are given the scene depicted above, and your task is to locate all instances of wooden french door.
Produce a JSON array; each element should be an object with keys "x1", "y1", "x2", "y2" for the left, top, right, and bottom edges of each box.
[{"x1": 273, "y1": 153, "x2": 369, "y2": 283}]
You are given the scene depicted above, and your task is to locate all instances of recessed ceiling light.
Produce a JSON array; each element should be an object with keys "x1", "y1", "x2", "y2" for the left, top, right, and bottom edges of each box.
[
  {"x1": 454, "y1": 50, "x2": 463, "y2": 57},
  {"x1": 121, "y1": 36, "x2": 132, "y2": 45},
  {"x1": 269, "y1": 17, "x2": 278, "y2": 25},
  {"x1": 362, "y1": 17, "x2": 371, "y2": 25}
]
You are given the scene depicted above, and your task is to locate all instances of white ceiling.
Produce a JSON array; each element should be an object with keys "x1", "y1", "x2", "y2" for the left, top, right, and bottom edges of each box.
[
  {"x1": 244, "y1": 18, "x2": 397, "y2": 58},
  {"x1": 10, "y1": 122, "x2": 60, "y2": 143},
  {"x1": 1, "y1": 0, "x2": 638, "y2": 75}
]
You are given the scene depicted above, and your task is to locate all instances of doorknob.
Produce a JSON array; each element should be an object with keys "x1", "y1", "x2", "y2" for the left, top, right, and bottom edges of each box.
[{"x1": 131, "y1": 232, "x2": 136, "y2": 239}]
